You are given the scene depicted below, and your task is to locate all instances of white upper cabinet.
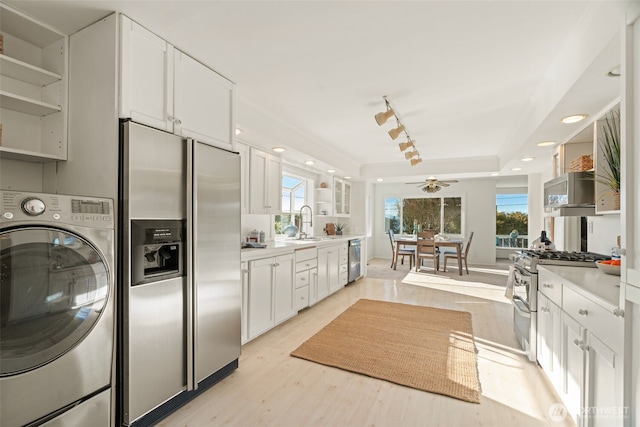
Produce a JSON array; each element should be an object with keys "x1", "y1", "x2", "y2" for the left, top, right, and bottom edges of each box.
[
  {"x1": 173, "y1": 51, "x2": 233, "y2": 147},
  {"x1": 249, "y1": 147, "x2": 281, "y2": 214},
  {"x1": 119, "y1": 15, "x2": 234, "y2": 148},
  {"x1": 119, "y1": 16, "x2": 173, "y2": 132},
  {"x1": 0, "y1": 3, "x2": 68, "y2": 162}
]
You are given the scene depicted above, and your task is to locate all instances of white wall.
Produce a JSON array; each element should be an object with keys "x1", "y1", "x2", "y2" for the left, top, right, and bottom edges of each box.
[
  {"x1": 587, "y1": 214, "x2": 621, "y2": 255},
  {"x1": 372, "y1": 178, "x2": 497, "y2": 266}
]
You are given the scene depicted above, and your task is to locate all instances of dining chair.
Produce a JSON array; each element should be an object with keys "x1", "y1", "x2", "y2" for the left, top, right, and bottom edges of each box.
[
  {"x1": 415, "y1": 230, "x2": 439, "y2": 273},
  {"x1": 444, "y1": 231, "x2": 474, "y2": 274},
  {"x1": 389, "y1": 230, "x2": 415, "y2": 269}
]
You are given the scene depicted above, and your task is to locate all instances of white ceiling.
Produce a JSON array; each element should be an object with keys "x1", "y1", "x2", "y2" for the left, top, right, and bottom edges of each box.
[{"x1": 6, "y1": 0, "x2": 638, "y2": 184}]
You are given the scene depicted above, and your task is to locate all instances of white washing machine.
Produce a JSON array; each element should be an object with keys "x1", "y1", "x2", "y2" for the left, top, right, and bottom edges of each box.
[{"x1": 0, "y1": 191, "x2": 115, "y2": 427}]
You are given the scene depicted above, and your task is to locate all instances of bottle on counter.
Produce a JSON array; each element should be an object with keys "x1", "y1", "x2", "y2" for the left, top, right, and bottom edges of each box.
[
  {"x1": 612, "y1": 235, "x2": 622, "y2": 261},
  {"x1": 259, "y1": 230, "x2": 265, "y2": 243}
]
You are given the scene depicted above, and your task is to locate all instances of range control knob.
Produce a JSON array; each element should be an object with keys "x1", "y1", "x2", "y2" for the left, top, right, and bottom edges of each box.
[{"x1": 22, "y1": 198, "x2": 46, "y2": 216}]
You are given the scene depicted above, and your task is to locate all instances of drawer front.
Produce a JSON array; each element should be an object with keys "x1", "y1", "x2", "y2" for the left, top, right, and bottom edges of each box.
[
  {"x1": 294, "y1": 286, "x2": 309, "y2": 311},
  {"x1": 539, "y1": 276, "x2": 563, "y2": 307},
  {"x1": 562, "y1": 286, "x2": 591, "y2": 328},
  {"x1": 582, "y1": 298, "x2": 623, "y2": 353},
  {"x1": 339, "y1": 243, "x2": 348, "y2": 256},
  {"x1": 295, "y1": 247, "x2": 317, "y2": 263},
  {"x1": 296, "y1": 258, "x2": 318, "y2": 273},
  {"x1": 339, "y1": 263, "x2": 348, "y2": 274},
  {"x1": 563, "y1": 287, "x2": 623, "y2": 352},
  {"x1": 340, "y1": 254, "x2": 348, "y2": 265},
  {"x1": 295, "y1": 270, "x2": 310, "y2": 289},
  {"x1": 339, "y1": 271, "x2": 348, "y2": 285}
]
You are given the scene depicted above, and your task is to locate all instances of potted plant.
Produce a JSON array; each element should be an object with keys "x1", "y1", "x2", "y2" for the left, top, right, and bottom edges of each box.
[
  {"x1": 596, "y1": 109, "x2": 621, "y2": 209},
  {"x1": 334, "y1": 222, "x2": 346, "y2": 235}
]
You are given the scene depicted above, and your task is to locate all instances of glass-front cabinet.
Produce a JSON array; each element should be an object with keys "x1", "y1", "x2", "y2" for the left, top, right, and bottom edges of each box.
[{"x1": 333, "y1": 177, "x2": 351, "y2": 217}]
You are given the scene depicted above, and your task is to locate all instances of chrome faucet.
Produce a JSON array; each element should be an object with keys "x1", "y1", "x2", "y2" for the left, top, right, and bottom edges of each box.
[{"x1": 299, "y1": 205, "x2": 313, "y2": 239}]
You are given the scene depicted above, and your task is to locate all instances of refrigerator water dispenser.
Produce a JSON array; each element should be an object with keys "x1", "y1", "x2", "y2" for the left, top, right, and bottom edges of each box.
[{"x1": 131, "y1": 220, "x2": 185, "y2": 285}]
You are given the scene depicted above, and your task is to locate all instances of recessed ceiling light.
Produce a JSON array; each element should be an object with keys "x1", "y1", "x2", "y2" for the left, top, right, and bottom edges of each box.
[
  {"x1": 490, "y1": 172, "x2": 500, "y2": 176},
  {"x1": 536, "y1": 141, "x2": 556, "y2": 147},
  {"x1": 235, "y1": 128, "x2": 243, "y2": 135},
  {"x1": 511, "y1": 167, "x2": 522, "y2": 171},
  {"x1": 272, "y1": 147, "x2": 286, "y2": 153},
  {"x1": 560, "y1": 114, "x2": 588, "y2": 124},
  {"x1": 606, "y1": 65, "x2": 621, "y2": 77},
  {"x1": 327, "y1": 169, "x2": 336, "y2": 173},
  {"x1": 304, "y1": 160, "x2": 315, "y2": 166},
  {"x1": 377, "y1": 178, "x2": 384, "y2": 182},
  {"x1": 520, "y1": 156, "x2": 535, "y2": 162},
  {"x1": 344, "y1": 176, "x2": 352, "y2": 179}
]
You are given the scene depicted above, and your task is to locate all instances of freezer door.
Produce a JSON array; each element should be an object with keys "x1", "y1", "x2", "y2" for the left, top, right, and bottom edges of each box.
[
  {"x1": 123, "y1": 121, "x2": 187, "y2": 220},
  {"x1": 193, "y1": 142, "x2": 241, "y2": 384}
]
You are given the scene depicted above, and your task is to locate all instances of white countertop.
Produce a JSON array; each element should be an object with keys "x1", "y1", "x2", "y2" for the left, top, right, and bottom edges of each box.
[
  {"x1": 538, "y1": 265, "x2": 621, "y2": 310},
  {"x1": 241, "y1": 234, "x2": 365, "y2": 262}
]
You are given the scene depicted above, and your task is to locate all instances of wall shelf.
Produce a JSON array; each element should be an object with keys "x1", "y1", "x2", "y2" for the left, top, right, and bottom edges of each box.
[
  {"x1": 1, "y1": 91, "x2": 62, "y2": 116},
  {"x1": 0, "y1": 54, "x2": 62, "y2": 86}
]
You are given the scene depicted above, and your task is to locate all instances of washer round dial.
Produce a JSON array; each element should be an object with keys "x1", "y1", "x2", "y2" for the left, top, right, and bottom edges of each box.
[{"x1": 22, "y1": 198, "x2": 46, "y2": 216}]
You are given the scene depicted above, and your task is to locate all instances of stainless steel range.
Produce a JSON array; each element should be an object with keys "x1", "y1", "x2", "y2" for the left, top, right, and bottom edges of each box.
[{"x1": 511, "y1": 250, "x2": 609, "y2": 362}]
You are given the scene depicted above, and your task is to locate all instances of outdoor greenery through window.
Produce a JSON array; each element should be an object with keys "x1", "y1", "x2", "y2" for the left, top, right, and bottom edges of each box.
[
  {"x1": 385, "y1": 197, "x2": 462, "y2": 235},
  {"x1": 275, "y1": 174, "x2": 306, "y2": 235},
  {"x1": 496, "y1": 194, "x2": 528, "y2": 248}
]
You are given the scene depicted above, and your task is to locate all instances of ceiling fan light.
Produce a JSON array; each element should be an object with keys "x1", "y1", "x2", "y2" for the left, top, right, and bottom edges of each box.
[
  {"x1": 375, "y1": 108, "x2": 395, "y2": 126},
  {"x1": 388, "y1": 124, "x2": 405, "y2": 140},
  {"x1": 410, "y1": 158, "x2": 422, "y2": 166}
]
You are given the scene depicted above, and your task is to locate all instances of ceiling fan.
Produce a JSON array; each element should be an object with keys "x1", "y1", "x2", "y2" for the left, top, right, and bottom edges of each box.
[{"x1": 407, "y1": 177, "x2": 459, "y2": 193}]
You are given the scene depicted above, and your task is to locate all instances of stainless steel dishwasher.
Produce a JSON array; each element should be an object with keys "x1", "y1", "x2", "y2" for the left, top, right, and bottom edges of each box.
[{"x1": 348, "y1": 239, "x2": 362, "y2": 283}]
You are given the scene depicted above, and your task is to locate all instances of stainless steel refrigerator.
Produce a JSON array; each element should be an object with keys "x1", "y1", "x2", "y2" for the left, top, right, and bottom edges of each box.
[{"x1": 119, "y1": 121, "x2": 241, "y2": 426}]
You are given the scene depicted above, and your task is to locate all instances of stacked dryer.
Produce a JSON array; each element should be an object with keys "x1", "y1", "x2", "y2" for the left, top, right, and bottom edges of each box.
[{"x1": 0, "y1": 191, "x2": 115, "y2": 426}]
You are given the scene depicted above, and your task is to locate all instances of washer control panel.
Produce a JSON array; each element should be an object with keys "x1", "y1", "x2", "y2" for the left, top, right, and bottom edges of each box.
[{"x1": 1, "y1": 190, "x2": 113, "y2": 229}]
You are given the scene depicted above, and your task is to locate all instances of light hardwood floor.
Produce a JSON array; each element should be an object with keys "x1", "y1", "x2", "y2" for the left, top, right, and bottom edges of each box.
[{"x1": 159, "y1": 272, "x2": 575, "y2": 427}]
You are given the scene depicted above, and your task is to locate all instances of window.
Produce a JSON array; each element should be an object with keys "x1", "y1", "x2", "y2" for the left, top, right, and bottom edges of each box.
[
  {"x1": 275, "y1": 174, "x2": 307, "y2": 235},
  {"x1": 496, "y1": 194, "x2": 528, "y2": 248},
  {"x1": 384, "y1": 197, "x2": 462, "y2": 235}
]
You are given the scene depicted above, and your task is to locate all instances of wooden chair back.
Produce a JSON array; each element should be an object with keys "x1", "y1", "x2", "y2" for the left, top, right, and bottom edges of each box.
[{"x1": 464, "y1": 231, "x2": 474, "y2": 256}]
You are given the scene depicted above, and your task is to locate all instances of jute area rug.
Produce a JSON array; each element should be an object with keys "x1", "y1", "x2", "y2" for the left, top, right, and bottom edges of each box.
[{"x1": 290, "y1": 299, "x2": 481, "y2": 404}]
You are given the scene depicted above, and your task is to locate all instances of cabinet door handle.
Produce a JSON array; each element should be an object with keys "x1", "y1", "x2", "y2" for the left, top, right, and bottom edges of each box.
[
  {"x1": 578, "y1": 309, "x2": 588, "y2": 316},
  {"x1": 613, "y1": 308, "x2": 625, "y2": 317},
  {"x1": 573, "y1": 339, "x2": 586, "y2": 350},
  {"x1": 543, "y1": 283, "x2": 552, "y2": 288},
  {"x1": 174, "y1": 118, "x2": 182, "y2": 125},
  {"x1": 168, "y1": 114, "x2": 175, "y2": 121}
]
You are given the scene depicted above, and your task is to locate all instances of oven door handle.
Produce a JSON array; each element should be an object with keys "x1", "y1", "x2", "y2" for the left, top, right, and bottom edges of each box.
[{"x1": 513, "y1": 296, "x2": 531, "y2": 317}]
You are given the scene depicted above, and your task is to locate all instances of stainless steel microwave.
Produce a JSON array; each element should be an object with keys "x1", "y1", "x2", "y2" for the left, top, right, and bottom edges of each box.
[{"x1": 543, "y1": 171, "x2": 595, "y2": 208}]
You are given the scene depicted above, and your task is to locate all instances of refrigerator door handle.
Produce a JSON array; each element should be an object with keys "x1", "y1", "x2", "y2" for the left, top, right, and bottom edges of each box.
[{"x1": 186, "y1": 137, "x2": 196, "y2": 392}]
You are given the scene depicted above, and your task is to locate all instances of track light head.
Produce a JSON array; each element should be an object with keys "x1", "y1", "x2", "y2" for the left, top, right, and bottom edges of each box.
[
  {"x1": 375, "y1": 108, "x2": 395, "y2": 126},
  {"x1": 405, "y1": 150, "x2": 419, "y2": 160},
  {"x1": 398, "y1": 141, "x2": 414, "y2": 152},
  {"x1": 410, "y1": 158, "x2": 423, "y2": 166},
  {"x1": 388, "y1": 124, "x2": 405, "y2": 140}
]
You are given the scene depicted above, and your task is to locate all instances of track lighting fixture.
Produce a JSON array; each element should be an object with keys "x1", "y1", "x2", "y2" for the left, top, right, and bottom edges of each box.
[
  {"x1": 405, "y1": 150, "x2": 419, "y2": 160},
  {"x1": 398, "y1": 140, "x2": 414, "y2": 151},
  {"x1": 375, "y1": 96, "x2": 425, "y2": 166},
  {"x1": 375, "y1": 102, "x2": 395, "y2": 126},
  {"x1": 388, "y1": 124, "x2": 405, "y2": 140}
]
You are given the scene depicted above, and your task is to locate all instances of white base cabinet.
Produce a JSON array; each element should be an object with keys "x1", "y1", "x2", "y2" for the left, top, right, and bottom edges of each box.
[
  {"x1": 318, "y1": 245, "x2": 340, "y2": 299},
  {"x1": 246, "y1": 254, "x2": 294, "y2": 341},
  {"x1": 538, "y1": 268, "x2": 625, "y2": 427}
]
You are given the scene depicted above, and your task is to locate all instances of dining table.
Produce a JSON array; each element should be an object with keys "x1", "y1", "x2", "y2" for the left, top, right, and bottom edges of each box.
[{"x1": 393, "y1": 236, "x2": 464, "y2": 275}]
